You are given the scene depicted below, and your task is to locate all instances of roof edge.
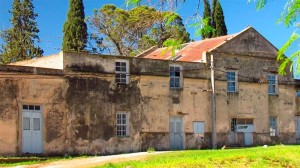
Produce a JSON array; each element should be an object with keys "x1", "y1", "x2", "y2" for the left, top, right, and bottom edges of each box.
[
  {"x1": 135, "y1": 46, "x2": 158, "y2": 58},
  {"x1": 208, "y1": 26, "x2": 254, "y2": 52}
]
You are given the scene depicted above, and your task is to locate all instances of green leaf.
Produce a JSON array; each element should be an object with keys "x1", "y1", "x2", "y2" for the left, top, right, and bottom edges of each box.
[
  {"x1": 277, "y1": 0, "x2": 300, "y2": 27},
  {"x1": 162, "y1": 39, "x2": 182, "y2": 57},
  {"x1": 256, "y1": 0, "x2": 267, "y2": 10},
  {"x1": 164, "y1": 12, "x2": 178, "y2": 26},
  {"x1": 277, "y1": 32, "x2": 300, "y2": 62},
  {"x1": 278, "y1": 50, "x2": 300, "y2": 75},
  {"x1": 126, "y1": 0, "x2": 141, "y2": 6}
]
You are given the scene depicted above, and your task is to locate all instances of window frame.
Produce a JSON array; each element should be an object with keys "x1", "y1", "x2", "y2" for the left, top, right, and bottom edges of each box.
[
  {"x1": 22, "y1": 104, "x2": 42, "y2": 111},
  {"x1": 296, "y1": 91, "x2": 300, "y2": 97},
  {"x1": 231, "y1": 118, "x2": 237, "y2": 132},
  {"x1": 116, "y1": 112, "x2": 129, "y2": 137},
  {"x1": 169, "y1": 64, "x2": 182, "y2": 89},
  {"x1": 227, "y1": 71, "x2": 238, "y2": 93},
  {"x1": 268, "y1": 74, "x2": 278, "y2": 95},
  {"x1": 269, "y1": 116, "x2": 277, "y2": 137},
  {"x1": 115, "y1": 60, "x2": 130, "y2": 85}
]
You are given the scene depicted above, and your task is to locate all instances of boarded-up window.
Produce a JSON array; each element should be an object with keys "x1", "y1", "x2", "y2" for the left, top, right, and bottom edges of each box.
[{"x1": 194, "y1": 122, "x2": 205, "y2": 134}]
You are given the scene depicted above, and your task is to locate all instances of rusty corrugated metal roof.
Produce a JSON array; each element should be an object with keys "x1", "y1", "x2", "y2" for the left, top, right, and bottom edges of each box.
[{"x1": 139, "y1": 33, "x2": 237, "y2": 62}]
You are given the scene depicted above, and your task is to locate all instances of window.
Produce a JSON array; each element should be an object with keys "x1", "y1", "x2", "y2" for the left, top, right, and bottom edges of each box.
[
  {"x1": 116, "y1": 112, "x2": 129, "y2": 136},
  {"x1": 227, "y1": 71, "x2": 237, "y2": 92},
  {"x1": 23, "y1": 105, "x2": 41, "y2": 111},
  {"x1": 170, "y1": 65, "x2": 182, "y2": 88},
  {"x1": 268, "y1": 74, "x2": 277, "y2": 94},
  {"x1": 33, "y1": 118, "x2": 40, "y2": 130},
  {"x1": 270, "y1": 117, "x2": 277, "y2": 136},
  {"x1": 296, "y1": 91, "x2": 300, "y2": 97},
  {"x1": 231, "y1": 118, "x2": 237, "y2": 132},
  {"x1": 115, "y1": 60, "x2": 129, "y2": 84},
  {"x1": 23, "y1": 117, "x2": 30, "y2": 130},
  {"x1": 231, "y1": 118, "x2": 253, "y2": 132},
  {"x1": 194, "y1": 122, "x2": 205, "y2": 134},
  {"x1": 237, "y1": 118, "x2": 253, "y2": 125}
]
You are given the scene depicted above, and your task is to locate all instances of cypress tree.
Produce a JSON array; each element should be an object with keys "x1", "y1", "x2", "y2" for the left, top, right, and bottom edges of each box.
[
  {"x1": 202, "y1": 0, "x2": 213, "y2": 39},
  {"x1": 62, "y1": 0, "x2": 87, "y2": 52},
  {"x1": 0, "y1": 0, "x2": 43, "y2": 63},
  {"x1": 212, "y1": 0, "x2": 227, "y2": 37}
]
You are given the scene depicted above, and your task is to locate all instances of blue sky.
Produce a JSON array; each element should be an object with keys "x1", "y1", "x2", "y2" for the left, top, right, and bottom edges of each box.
[{"x1": 0, "y1": 0, "x2": 297, "y2": 56}]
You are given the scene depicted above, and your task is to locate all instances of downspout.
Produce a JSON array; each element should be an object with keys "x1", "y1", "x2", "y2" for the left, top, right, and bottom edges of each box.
[{"x1": 210, "y1": 54, "x2": 217, "y2": 149}]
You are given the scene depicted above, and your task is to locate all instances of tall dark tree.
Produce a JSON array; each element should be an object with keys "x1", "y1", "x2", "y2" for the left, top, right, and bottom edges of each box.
[
  {"x1": 202, "y1": 0, "x2": 213, "y2": 39},
  {"x1": 0, "y1": 0, "x2": 43, "y2": 64},
  {"x1": 212, "y1": 0, "x2": 227, "y2": 37},
  {"x1": 62, "y1": 0, "x2": 87, "y2": 51}
]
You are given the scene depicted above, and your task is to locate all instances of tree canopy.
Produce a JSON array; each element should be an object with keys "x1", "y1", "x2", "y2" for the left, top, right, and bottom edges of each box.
[
  {"x1": 86, "y1": 4, "x2": 190, "y2": 56},
  {"x1": 62, "y1": 0, "x2": 88, "y2": 52},
  {"x1": 0, "y1": 0, "x2": 43, "y2": 64}
]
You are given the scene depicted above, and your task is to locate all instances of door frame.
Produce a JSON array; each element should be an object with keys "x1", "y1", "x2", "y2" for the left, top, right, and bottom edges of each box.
[
  {"x1": 296, "y1": 116, "x2": 300, "y2": 140},
  {"x1": 21, "y1": 104, "x2": 43, "y2": 154},
  {"x1": 237, "y1": 124, "x2": 254, "y2": 146},
  {"x1": 169, "y1": 117, "x2": 184, "y2": 150}
]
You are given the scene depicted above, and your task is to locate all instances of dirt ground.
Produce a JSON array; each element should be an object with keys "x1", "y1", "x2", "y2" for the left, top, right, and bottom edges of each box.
[{"x1": 12, "y1": 151, "x2": 168, "y2": 168}]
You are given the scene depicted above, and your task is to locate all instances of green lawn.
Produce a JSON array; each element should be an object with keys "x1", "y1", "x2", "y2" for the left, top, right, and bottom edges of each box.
[
  {"x1": 0, "y1": 156, "x2": 82, "y2": 167},
  {"x1": 97, "y1": 145, "x2": 300, "y2": 168}
]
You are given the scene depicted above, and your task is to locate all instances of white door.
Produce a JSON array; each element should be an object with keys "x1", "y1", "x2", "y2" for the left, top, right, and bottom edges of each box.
[
  {"x1": 244, "y1": 132, "x2": 253, "y2": 146},
  {"x1": 296, "y1": 117, "x2": 300, "y2": 140},
  {"x1": 22, "y1": 105, "x2": 43, "y2": 153},
  {"x1": 237, "y1": 124, "x2": 253, "y2": 146},
  {"x1": 170, "y1": 117, "x2": 183, "y2": 150}
]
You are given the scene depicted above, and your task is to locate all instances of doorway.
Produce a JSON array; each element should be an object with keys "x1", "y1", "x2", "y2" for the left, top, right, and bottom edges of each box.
[
  {"x1": 169, "y1": 117, "x2": 183, "y2": 150},
  {"x1": 296, "y1": 117, "x2": 300, "y2": 142},
  {"x1": 22, "y1": 105, "x2": 43, "y2": 154}
]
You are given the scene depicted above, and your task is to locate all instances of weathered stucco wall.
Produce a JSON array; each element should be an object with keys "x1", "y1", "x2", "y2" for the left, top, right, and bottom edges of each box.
[
  {"x1": 0, "y1": 44, "x2": 298, "y2": 155},
  {"x1": 210, "y1": 29, "x2": 296, "y2": 146},
  {"x1": 9, "y1": 53, "x2": 63, "y2": 69},
  {"x1": 0, "y1": 66, "x2": 65, "y2": 155},
  {"x1": 0, "y1": 79, "x2": 19, "y2": 155}
]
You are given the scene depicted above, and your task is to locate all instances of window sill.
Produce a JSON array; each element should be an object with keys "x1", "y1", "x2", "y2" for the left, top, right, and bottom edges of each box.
[
  {"x1": 116, "y1": 82, "x2": 129, "y2": 85},
  {"x1": 227, "y1": 91, "x2": 239, "y2": 94},
  {"x1": 116, "y1": 135, "x2": 130, "y2": 138},
  {"x1": 268, "y1": 93, "x2": 278, "y2": 96},
  {"x1": 170, "y1": 87, "x2": 183, "y2": 90}
]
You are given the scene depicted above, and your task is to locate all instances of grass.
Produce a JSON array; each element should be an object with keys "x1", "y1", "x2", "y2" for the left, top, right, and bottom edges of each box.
[
  {"x1": 0, "y1": 155, "x2": 83, "y2": 167},
  {"x1": 96, "y1": 145, "x2": 300, "y2": 168},
  {"x1": 146, "y1": 147, "x2": 156, "y2": 153}
]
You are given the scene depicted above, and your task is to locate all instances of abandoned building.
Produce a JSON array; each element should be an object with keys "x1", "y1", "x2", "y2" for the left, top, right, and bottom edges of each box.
[{"x1": 0, "y1": 27, "x2": 299, "y2": 156}]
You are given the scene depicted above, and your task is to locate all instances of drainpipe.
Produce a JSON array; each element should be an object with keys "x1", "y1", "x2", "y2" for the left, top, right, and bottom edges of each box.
[{"x1": 210, "y1": 54, "x2": 217, "y2": 149}]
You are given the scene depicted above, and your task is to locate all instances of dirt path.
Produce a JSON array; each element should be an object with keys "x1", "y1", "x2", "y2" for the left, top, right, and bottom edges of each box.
[{"x1": 13, "y1": 151, "x2": 168, "y2": 168}]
